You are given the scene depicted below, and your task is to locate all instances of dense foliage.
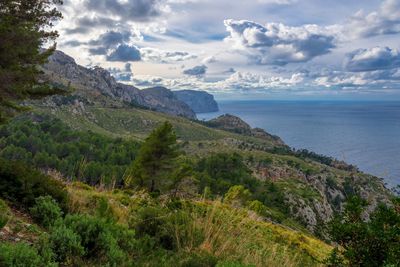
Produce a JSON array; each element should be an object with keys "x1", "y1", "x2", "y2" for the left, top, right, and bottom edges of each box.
[
  {"x1": 327, "y1": 196, "x2": 400, "y2": 267},
  {"x1": 0, "y1": 158, "x2": 68, "y2": 210},
  {"x1": 195, "y1": 153, "x2": 258, "y2": 195},
  {"x1": 0, "y1": 114, "x2": 140, "y2": 185},
  {"x1": 0, "y1": 0, "x2": 63, "y2": 123}
]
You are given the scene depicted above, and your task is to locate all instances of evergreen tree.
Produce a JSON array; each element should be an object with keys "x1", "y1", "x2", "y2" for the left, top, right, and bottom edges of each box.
[
  {"x1": 126, "y1": 121, "x2": 179, "y2": 192},
  {"x1": 0, "y1": 0, "x2": 63, "y2": 123},
  {"x1": 327, "y1": 196, "x2": 400, "y2": 266}
]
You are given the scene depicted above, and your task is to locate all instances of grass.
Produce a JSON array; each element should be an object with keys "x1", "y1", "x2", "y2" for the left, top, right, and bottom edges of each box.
[{"x1": 65, "y1": 183, "x2": 332, "y2": 267}]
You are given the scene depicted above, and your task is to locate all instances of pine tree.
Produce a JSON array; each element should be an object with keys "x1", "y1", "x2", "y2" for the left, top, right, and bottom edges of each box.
[
  {"x1": 0, "y1": 0, "x2": 63, "y2": 123},
  {"x1": 126, "y1": 121, "x2": 179, "y2": 192}
]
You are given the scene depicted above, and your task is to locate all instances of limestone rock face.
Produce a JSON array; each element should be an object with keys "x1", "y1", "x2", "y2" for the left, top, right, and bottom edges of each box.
[
  {"x1": 142, "y1": 87, "x2": 196, "y2": 119},
  {"x1": 42, "y1": 50, "x2": 196, "y2": 119},
  {"x1": 174, "y1": 90, "x2": 219, "y2": 113}
]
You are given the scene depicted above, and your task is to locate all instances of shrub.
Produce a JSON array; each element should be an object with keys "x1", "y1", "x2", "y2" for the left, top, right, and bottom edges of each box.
[
  {"x1": 0, "y1": 158, "x2": 68, "y2": 211},
  {"x1": 133, "y1": 206, "x2": 171, "y2": 248},
  {"x1": 48, "y1": 224, "x2": 84, "y2": 263},
  {"x1": 30, "y1": 196, "x2": 63, "y2": 228},
  {"x1": 63, "y1": 214, "x2": 136, "y2": 265},
  {"x1": 224, "y1": 185, "x2": 251, "y2": 207},
  {"x1": 0, "y1": 242, "x2": 42, "y2": 267},
  {"x1": 0, "y1": 199, "x2": 10, "y2": 229}
]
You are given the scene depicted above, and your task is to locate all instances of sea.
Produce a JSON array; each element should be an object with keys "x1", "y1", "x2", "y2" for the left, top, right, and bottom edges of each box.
[{"x1": 197, "y1": 100, "x2": 400, "y2": 188}]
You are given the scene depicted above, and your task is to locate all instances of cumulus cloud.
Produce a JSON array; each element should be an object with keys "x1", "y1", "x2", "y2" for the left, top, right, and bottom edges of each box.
[
  {"x1": 108, "y1": 63, "x2": 133, "y2": 81},
  {"x1": 224, "y1": 19, "x2": 336, "y2": 65},
  {"x1": 345, "y1": 0, "x2": 400, "y2": 38},
  {"x1": 183, "y1": 65, "x2": 207, "y2": 76},
  {"x1": 344, "y1": 47, "x2": 400, "y2": 72},
  {"x1": 106, "y1": 45, "x2": 141, "y2": 62},
  {"x1": 140, "y1": 48, "x2": 197, "y2": 63},
  {"x1": 202, "y1": 56, "x2": 217, "y2": 64}
]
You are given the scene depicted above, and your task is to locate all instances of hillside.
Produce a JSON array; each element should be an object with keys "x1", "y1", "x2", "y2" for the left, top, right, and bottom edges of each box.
[{"x1": 0, "y1": 178, "x2": 332, "y2": 266}]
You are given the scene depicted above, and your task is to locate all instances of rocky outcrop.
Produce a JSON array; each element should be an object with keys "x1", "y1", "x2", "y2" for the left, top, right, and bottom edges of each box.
[
  {"x1": 42, "y1": 50, "x2": 196, "y2": 119},
  {"x1": 174, "y1": 90, "x2": 219, "y2": 113},
  {"x1": 206, "y1": 114, "x2": 284, "y2": 144}
]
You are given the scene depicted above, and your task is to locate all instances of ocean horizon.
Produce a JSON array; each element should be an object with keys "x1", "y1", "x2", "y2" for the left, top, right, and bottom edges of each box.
[{"x1": 198, "y1": 100, "x2": 400, "y2": 188}]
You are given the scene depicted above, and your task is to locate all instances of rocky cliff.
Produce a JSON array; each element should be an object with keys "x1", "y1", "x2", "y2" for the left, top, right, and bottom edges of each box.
[
  {"x1": 41, "y1": 50, "x2": 196, "y2": 119},
  {"x1": 206, "y1": 114, "x2": 284, "y2": 144},
  {"x1": 174, "y1": 90, "x2": 219, "y2": 113}
]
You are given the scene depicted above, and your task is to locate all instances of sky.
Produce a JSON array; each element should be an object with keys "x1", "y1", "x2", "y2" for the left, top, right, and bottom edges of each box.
[{"x1": 55, "y1": 0, "x2": 400, "y2": 100}]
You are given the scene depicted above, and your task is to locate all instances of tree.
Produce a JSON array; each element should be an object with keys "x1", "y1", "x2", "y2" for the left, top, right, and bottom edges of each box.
[
  {"x1": 126, "y1": 121, "x2": 179, "y2": 192},
  {"x1": 0, "y1": 0, "x2": 63, "y2": 123},
  {"x1": 327, "y1": 196, "x2": 400, "y2": 267}
]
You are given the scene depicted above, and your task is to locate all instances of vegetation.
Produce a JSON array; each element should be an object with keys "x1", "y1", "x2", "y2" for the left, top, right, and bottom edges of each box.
[
  {"x1": 0, "y1": 114, "x2": 140, "y2": 186},
  {"x1": 126, "y1": 121, "x2": 179, "y2": 193},
  {"x1": 0, "y1": 0, "x2": 63, "y2": 123},
  {"x1": 0, "y1": 199, "x2": 10, "y2": 229},
  {"x1": 326, "y1": 196, "x2": 400, "y2": 266},
  {"x1": 30, "y1": 196, "x2": 63, "y2": 228},
  {"x1": 0, "y1": 158, "x2": 68, "y2": 210}
]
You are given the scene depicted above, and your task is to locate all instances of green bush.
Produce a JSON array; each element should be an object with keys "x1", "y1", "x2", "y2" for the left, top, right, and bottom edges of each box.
[
  {"x1": 0, "y1": 242, "x2": 42, "y2": 267},
  {"x1": 0, "y1": 199, "x2": 10, "y2": 229},
  {"x1": 0, "y1": 158, "x2": 68, "y2": 211},
  {"x1": 30, "y1": 196, "x2": 63, "y2": 228},
  {"x1": 133, "y1": 206, "x2": 172, "y2": 249},
  {"x1": 48, "y1": 224, "x2": 84, "y2": 263},
  {"x1": 63, "y1": 214, "x2": 136, "y2": 265}
]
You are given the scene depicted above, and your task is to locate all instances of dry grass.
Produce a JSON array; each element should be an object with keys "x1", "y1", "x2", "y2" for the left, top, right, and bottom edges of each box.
[{"x1": 66, "y1": 184, "x2": 331, "y2": 267}]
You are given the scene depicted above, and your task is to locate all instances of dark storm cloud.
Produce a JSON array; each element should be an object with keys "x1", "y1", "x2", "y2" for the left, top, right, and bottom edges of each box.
[
  {"x1": 106, "y1": 45, "x2": 141, "y2": 62},
  {"x1": 89, "y1": 31, "x2": 132, "y2": 49},
  {"x1": 183, "y1": 65, "x2": 207, "y2": 76},
  {"x1": 345, "y1": 47, "x2": 400, "y2": 72}
]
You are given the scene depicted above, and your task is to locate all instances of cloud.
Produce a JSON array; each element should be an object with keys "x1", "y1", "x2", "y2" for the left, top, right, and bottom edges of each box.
[
  {"x1": 345, "y1": 0, "x2": 400, "y2": 38},
  {"x1": 106, "y1": 45, "x2": 141, "y2": 62},
  {"x1": 183, "y1": 65, "x2": 207, "y2": 76},
  {"x1": 224, "y1": 67, "x2": 236, "y2": 74},
  {"x1": 257, "y1": 0, "x2": 297, "y2": 4},
  {"x1": 84, "y1": 0, "x2": 167, "y2": 23},
  {"x1": 224, "y1": 19, "x2": 336, "y2": 65},
  {"x1": 89, "y1": 31, "x2": 132, "y2": 49},
  {"x1": 108, "y1": 63, "x2": 133, "y2": 81},
  {"x1": 202, "y1": 56, "x2": 217, "y2": 64},
  {"x1": 345, "y1": 47, "x2": 400, "y2": 72},
  {"x1": 140, "y1": 48, "x2": 197, "y2": 63}
]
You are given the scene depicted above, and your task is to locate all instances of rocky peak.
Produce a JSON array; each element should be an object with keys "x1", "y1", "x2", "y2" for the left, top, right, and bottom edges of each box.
[
  {"x1": 174, "y1": 90, "x2": 219, "y2": 113},
  {"x1": 42, "y1": 50, "x2": 197, "y2": 119}
]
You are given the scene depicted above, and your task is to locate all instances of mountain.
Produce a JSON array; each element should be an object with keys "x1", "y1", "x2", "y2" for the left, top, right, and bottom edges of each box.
[
  {"x1": 41, "y1": 50, "x2": 196, "y2": 119},
  {"x1": 174, "y1": 90, "x2": 219, "y2": 113},
  {"x1": 22, "y1": 51, "x2": 391, "y2": 233}
]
